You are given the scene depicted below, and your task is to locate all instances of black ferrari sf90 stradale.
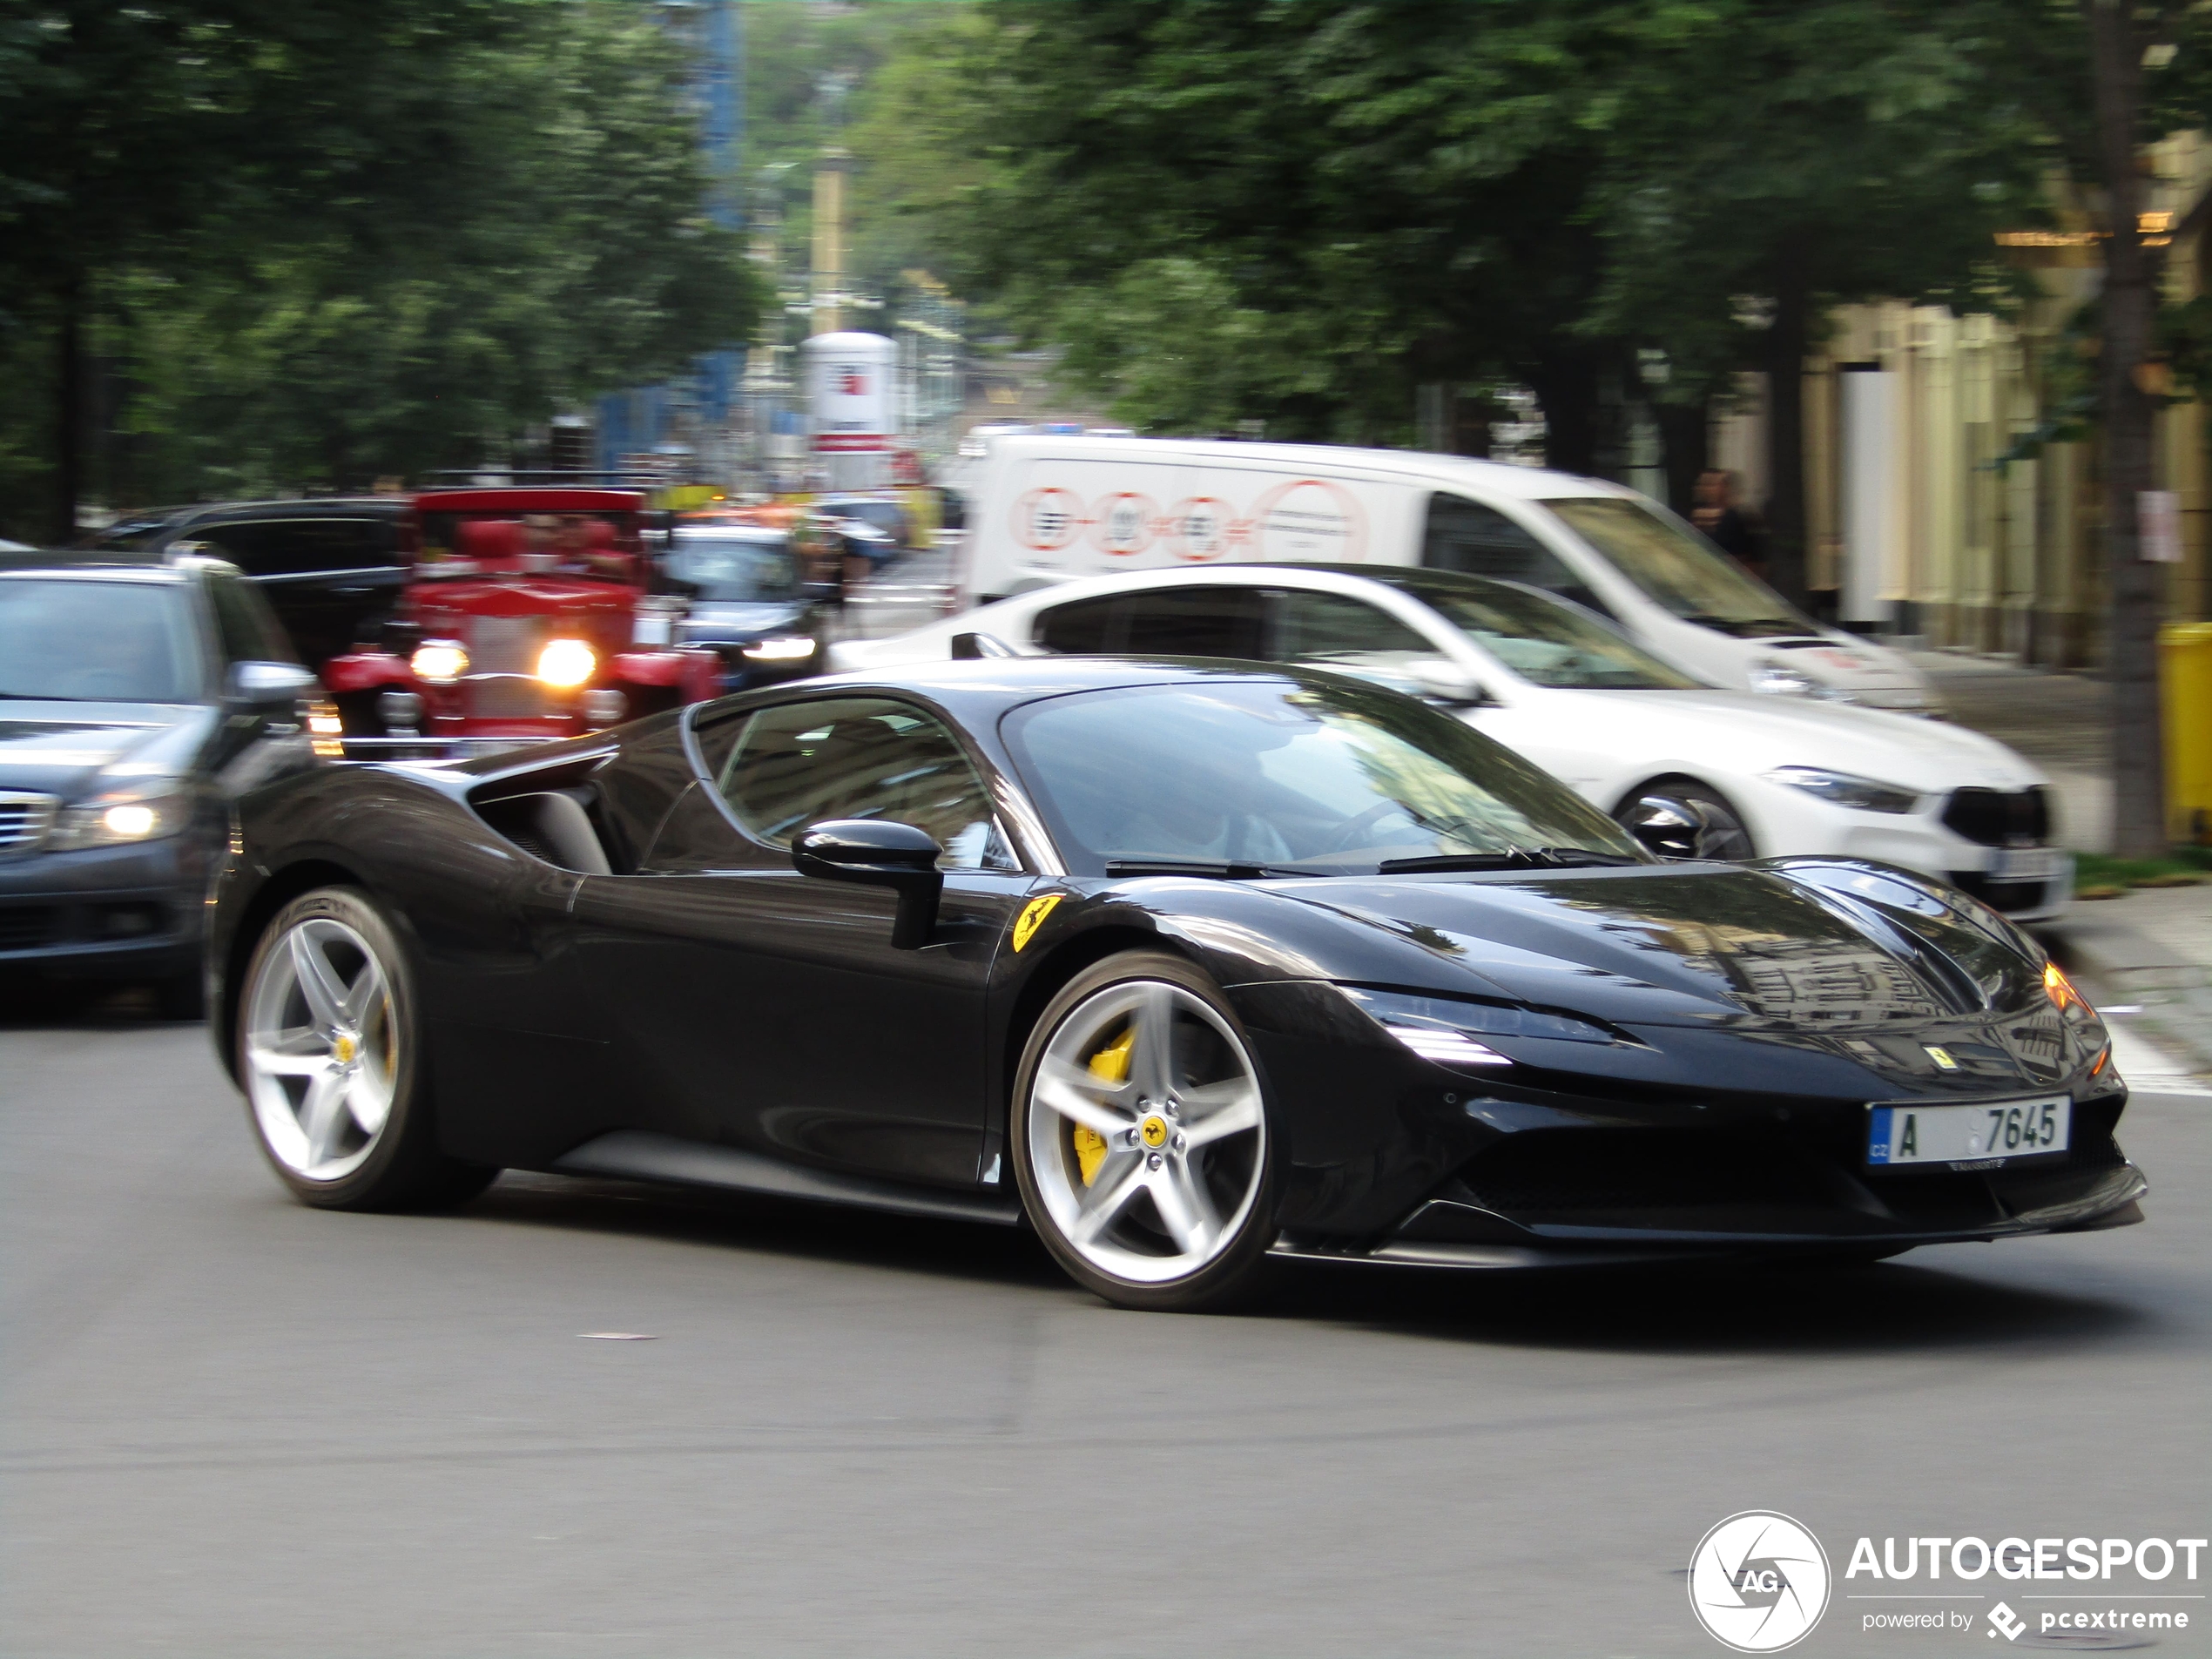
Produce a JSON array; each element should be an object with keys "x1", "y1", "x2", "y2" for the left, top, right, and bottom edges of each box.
[{"x1": 207, "y1": 659, "x2": 2143, "y2": 1310}]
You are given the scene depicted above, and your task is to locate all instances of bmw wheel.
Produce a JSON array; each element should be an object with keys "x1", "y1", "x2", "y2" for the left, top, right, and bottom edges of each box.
[
  {"x1": 1011, "y1": 951, "x2": 1278, "y2": 1312},
  {"x1": 237, "y1": 887, "x2": 495, "y2": 1211},
  {"x1": 1615, "y1": 779, "x2": 1757, "y2": 862}
]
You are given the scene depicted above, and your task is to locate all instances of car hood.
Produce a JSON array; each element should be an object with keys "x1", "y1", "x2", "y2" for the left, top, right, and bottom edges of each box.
[
  {"x1": 1277, "y1": 863, "x2": 2036, "y2": 1033},
  {"x1": 0, "y1": 701, "x2": 213, "y2": 800},
  {"x1": 1757, "y1": 634, "x2": 1922, "y2": 692},
  {"x1": 678, "y1": 602, "x2": 810, "y2": 644},
  {"x1": 1507, "y1": 687, "x2": 2045, "y2": 792}
]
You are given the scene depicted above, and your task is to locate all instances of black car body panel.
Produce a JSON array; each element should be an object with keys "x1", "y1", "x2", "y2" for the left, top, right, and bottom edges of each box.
[{"x1": 208, "y1": 659, "x2": 2142, "y2": 1264}]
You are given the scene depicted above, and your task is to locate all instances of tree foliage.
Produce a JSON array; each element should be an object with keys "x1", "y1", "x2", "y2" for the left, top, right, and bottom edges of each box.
[{"x1": 0, "y1": 1, "x2": 764, "y2": 535}]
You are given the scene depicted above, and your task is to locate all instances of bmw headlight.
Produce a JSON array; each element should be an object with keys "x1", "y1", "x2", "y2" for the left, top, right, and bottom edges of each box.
[
  {"x1": 1764, "y1": 765, "x2": 1921, "y2": 814},
  {"x1": 51, "y1": 785, "x2": 187, "y2": 849},
  {"x1": 1750, "y1": 657, "x2": 1856, "y2": 703},
  {"x1": 1342, "y1": 987, "x2": 1616, "y2": 1069}
]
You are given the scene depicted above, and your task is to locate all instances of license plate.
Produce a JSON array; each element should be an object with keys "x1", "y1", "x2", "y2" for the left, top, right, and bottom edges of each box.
[
  {"x1": 1989, "y1": 846, "x2": 2066, "y2": 881},
  {"x1": 1867, "y1": 1096, "x2": 2071, "y2": 1168}
]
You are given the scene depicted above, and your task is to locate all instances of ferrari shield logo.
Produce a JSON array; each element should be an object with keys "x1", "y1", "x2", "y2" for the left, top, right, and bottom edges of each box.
[{"x1": 1012, "y1": 894, "x2": 1064, "y2": 952}]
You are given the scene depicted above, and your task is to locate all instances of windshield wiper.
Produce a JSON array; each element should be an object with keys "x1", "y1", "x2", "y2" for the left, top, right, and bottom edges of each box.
[
  {"x1": 1377, "y1": 852, "x2": 1539, "y2": 873},
  {"x1": 1377, "y1": 848, "x2": 1646, "y2": 875},
  {"x1": 1103, "y1": 858, "x2": 1310, "y2": 880}
]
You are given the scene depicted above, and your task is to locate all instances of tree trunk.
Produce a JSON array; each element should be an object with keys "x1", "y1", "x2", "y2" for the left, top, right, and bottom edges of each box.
[
  {"x1": 2085, "y1": 0, "x2": 2167, "y2": 857},
  {"x1": 1530, "y1": 349, "x2": 1600, "y2": 476},
  {"x1": 1656, "y1": 397, "x2": 1710, "y2": 517},
  {"x1": 53, "y1": 273, "x2": 83, "y2": 546},
  {"x1": 1764, "y1": 259, "x2": 1810, "y2": 607}
]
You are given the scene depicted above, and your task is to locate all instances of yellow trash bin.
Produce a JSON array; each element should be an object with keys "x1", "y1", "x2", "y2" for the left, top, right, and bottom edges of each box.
[{"x1": 2164, "y1": 622, "x2": 2212, "y2": 845}]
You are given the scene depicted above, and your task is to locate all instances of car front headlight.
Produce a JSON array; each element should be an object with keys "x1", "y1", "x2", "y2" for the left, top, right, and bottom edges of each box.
[
  {"x1": 742, "y1": 635, "x2": 817, "y2": 662},
  {"x1": 536, "y1": 638, "x2": 597, "y2": 689},
  {"x1": 410, "y1": 641, "x2": 469, "y2": 684},
  {"x1": 1342, "y1": 987, "x2": 1616, "y2": 1069},
  {"x1": 51, "y1": 786, "x2": 188, "y2": 850},
  {"x1": 1764, "y1": 765, "x2": 1921, "y2": 813},
  {"x1": 1750, "y1": 656, "x2": 1856, "y2": 702}
]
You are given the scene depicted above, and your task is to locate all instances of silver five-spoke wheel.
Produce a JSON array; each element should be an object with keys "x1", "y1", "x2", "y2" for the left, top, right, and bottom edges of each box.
[
  {"x1": 243, "y1": 914, "x2": 400, "y2": 1182},
  {"x1": 1024, "y1": 974, "x2": 1267, "y2": 1289}
]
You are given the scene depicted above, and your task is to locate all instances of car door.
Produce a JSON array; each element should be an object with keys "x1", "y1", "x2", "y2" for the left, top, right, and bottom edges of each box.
[{"x1": 570, "y1": 695, "x2": 1035, "y2": 1190}]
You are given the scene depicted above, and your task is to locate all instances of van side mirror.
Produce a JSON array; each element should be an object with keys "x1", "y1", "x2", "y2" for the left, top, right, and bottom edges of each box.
[{"x1": 793, "y1": 819, "x2": 943, "y2": 948}]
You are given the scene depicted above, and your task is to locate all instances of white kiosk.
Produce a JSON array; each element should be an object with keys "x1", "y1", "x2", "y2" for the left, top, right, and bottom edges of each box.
[{"x1": 803, "y1": 331, "x2": 897, "y2": 491}]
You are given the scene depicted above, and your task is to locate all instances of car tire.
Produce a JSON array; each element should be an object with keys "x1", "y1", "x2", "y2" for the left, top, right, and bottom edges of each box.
[
  {"x1": 236, "y1": 887, "x2": 496, "y2": 1211},
  {"x1": 1614, "y1": 778, "x2": 1757, "y2": 862},
  {"x1": 1010, "y1": 950, "x2": 1280, "y2": 1312}
]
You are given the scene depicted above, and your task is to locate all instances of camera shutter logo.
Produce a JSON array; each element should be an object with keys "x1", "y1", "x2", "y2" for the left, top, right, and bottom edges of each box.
[{"x1": 1689, "y1": 1511, "x2": 1831, "y2": 1652}]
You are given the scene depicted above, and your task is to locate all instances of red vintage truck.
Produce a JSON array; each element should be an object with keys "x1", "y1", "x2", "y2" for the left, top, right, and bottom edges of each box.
[{"x1": 322, "y1": 487, "x2": 720, "y2": 752}]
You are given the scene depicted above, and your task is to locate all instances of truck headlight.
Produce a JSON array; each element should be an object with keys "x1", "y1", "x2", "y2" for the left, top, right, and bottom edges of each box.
[
  {"x1": 1764, "y1": 765, "x2": 1921, "y2": 813},
  {"x1": 742, "y1": 635, "x2": 817, "y2": 662},
  {"x1": 410, "y1": 642, "x2": 469, "y2": 684},
  {"x1": 51, "y1": 787, "x2": 186, "y2": 849},
  {"x1": 536, "y1": 639, "x2": 597, "y2": 689}
]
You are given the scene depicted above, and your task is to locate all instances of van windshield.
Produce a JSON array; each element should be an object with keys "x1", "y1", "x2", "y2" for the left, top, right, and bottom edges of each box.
[{"x1": 1541, "y1": 498, "x2": 1808, "y2": 638}]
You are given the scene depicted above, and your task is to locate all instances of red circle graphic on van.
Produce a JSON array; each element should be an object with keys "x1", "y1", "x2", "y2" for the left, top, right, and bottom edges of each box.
[
  {"x1": 1164, "y1": 496, "x2": 1233, "y2": 562},
  {"x1": 1012, "y1": 487, "x2": 1085, "y2": 551},
  {"x1": 1089, "y1": 491, "x2": 1157, "y2": 556},
  {"x1": 1250, "y1": 477, "x2": 1367, "y2": 562}
]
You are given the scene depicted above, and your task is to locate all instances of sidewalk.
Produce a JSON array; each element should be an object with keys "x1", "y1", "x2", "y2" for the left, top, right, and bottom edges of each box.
[{"x1": 2051, "y1": 881, "x2": 2212, "y2": 1082}]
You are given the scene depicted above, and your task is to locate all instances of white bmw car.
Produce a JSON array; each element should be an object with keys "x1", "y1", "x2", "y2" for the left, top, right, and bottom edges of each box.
[{"x1": 830, "y1": 563, "x2": 2072, "y2": 922}]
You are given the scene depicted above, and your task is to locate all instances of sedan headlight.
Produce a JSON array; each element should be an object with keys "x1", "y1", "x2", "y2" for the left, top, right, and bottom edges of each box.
[
  {"x1": 1750, "y1": 657, "x2": 1856, "y2": 703},
  {"x1": 1342, "y1": 987, "x2": 1615, "y2": 1069},
  {"x1": 742, "y1": 635, "x2": 817, "y2": 662},
  {"x1": 51, "y1": 787, "x2": 187, "y2": 850},
  {"x1": 1764, "y1": 765, "x2": 1921, "y2": 814},
  {"x1": 536, "y1": 638, "x2": 597, "y2": 689}
]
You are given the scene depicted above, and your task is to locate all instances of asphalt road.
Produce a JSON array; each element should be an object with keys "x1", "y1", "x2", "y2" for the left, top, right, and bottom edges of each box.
[{"x1": 3, "y1": 1001, "x2": 2206, "y2": 1658}]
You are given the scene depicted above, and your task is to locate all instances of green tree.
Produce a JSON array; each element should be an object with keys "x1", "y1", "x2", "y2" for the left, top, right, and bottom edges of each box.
[{"x1": 0, "y1": 1, "x2": 763, "y2": 534}]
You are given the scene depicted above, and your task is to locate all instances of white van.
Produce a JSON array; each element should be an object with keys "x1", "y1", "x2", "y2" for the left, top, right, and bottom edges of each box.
[{"x1": 960, "y1": 435, "x2": 1939, "y2": 712}]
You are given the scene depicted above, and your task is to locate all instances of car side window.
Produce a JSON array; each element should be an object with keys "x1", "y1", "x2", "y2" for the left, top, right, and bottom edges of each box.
[
  {"x1": 1116, "y1": 587, "x2": 1265, "y2": 658},
  {"x1": 195, "y1": 517, "x2": 396, "y2": 577},
  {"x1": 1035, "y1": 595, "x2": 1122, "y2": 652},
  {"x1": 205, "y1": 573, "x2": 298, "y2": 665},
  {"x1": 701, "y1": 697, "x2": 1019, "y2": 871},
  {"x1": 1270, "y1": 590, "x2": 1435, "y2": 667},
  {"x1": 1421, "y1": 494, "x2": 1613, "y2": 617}
]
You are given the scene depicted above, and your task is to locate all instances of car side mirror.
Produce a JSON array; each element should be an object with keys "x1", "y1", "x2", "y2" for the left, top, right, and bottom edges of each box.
[
  {"x1": 1406, "y1": 658, "x2": 1488, "y2": 708},
  {"x1": 227, "y1": 661, "x2": 319, "y2": 707},
  {"x1": 792, "y1": 819, "x2": 943, "y2": 949},
  {"x1": 949, "y1": 631, "x2": 1025, "y2": 659}
]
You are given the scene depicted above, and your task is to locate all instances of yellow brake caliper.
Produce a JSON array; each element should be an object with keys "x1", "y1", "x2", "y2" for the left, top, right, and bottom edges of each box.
[{"x1": 1075, "y1": 1023, "x2": 1136, "y2": 1186}]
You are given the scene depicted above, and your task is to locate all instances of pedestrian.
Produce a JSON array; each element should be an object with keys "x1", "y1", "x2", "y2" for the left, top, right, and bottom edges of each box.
[{"x1": 1691, "y1": 469, "x2": 1767, "y2": 579}]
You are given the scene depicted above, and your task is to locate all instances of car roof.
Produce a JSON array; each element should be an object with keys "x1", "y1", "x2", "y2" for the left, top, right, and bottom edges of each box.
[
  {"x1": 415, "y1": 489, "x2": 644, "y2": 513},
  {"x1": 983, "y1": 435, "x2": 1623, "y2": 502},
  {"x1": 0, "y1": 556, "x2": 200, "y2": 584},
  {"x1": 797, "y1": 654, "x2": 1332, "y2": 718}
]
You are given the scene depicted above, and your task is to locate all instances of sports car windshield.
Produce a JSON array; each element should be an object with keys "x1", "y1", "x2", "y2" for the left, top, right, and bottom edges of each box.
[
  {"x1": 1004, "y1": 678, "x2": 1648, "y2": 876},
  {"x1": 1410, "y1": 582, "x2": 1699, "y2": 690},
  {"x1": 1542, "y1": 497, "x2": 1807, "y2": 637},
  {"x1": 0, "y1": 579, "x2": 201, "y2": 702}
]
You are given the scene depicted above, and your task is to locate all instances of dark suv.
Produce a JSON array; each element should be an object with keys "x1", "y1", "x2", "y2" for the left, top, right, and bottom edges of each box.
[
  {"x1": 0, "y1": 556, "x2": 328, "y2": 1014},
  {"x1": 84, "y1": 498, "x2": 407, "y2": 670}
]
